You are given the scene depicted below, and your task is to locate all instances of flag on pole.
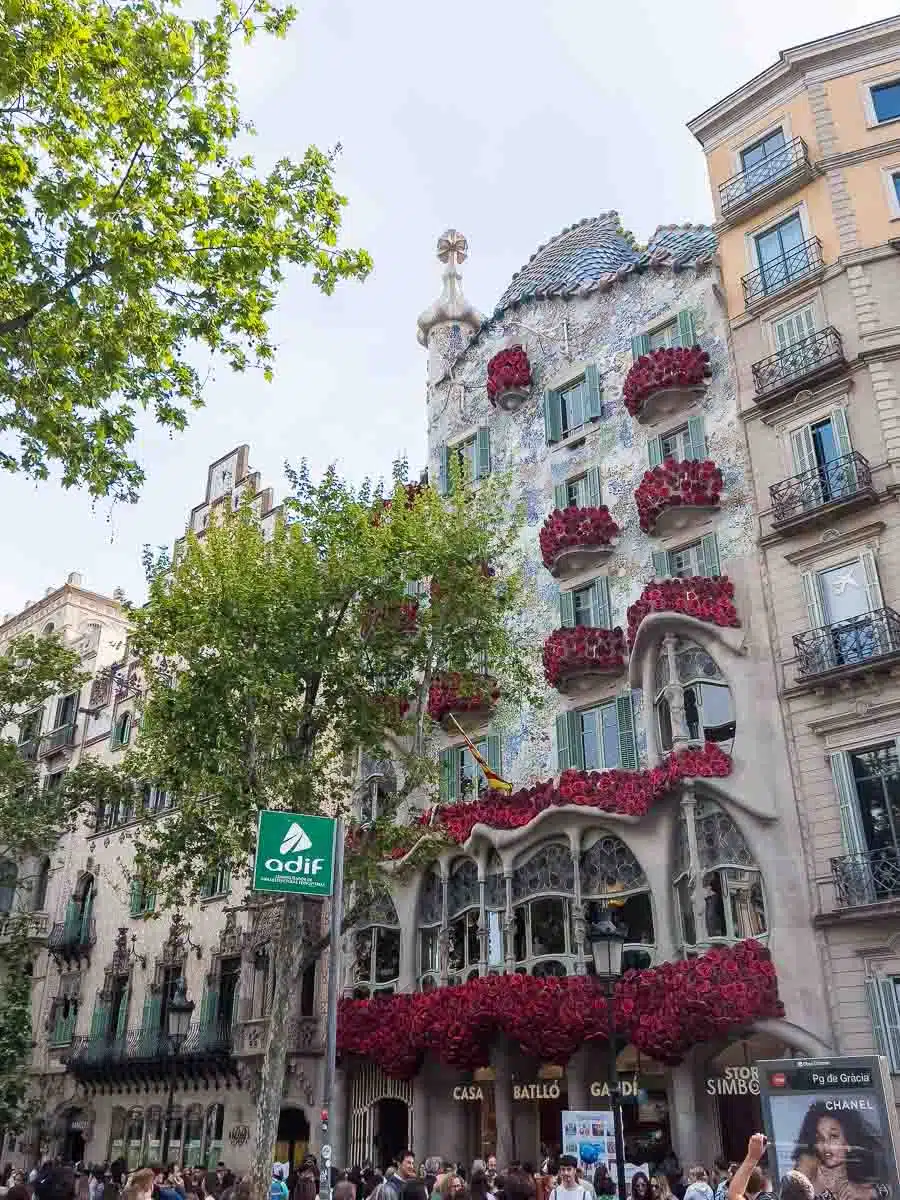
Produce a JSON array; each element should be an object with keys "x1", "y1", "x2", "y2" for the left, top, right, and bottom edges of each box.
[{"x1": 447, "y1": 715, "x2": 513, "y2": 794}]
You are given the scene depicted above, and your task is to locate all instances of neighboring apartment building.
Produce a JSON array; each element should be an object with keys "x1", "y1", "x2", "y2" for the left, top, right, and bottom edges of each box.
[
  {"x1": 332, "y1": 220, "x2": 832, "y2": 1172},
  {"x1": 0, "y1": 449, "x2": 323, "y2": 1173},
  {"x1": 689, "y1": 16, "x2": 900, "y2": 1112}
]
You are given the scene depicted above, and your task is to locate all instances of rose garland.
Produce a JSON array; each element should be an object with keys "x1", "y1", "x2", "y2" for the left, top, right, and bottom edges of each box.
[
  {"x1": 423, "y1": 742, "x2": 732, "y2": 844},
  {"x1": 623, "y1": 346, "x2": 711, "y2": 418},
  {"x1": 543, "y1": 627, "x2": 626, "y2": 688},
  {"x1": 635, "y1": 459, "x2": 723, "y2": 533},
  {"x1": 539, "y1": 506, "x2": 620, "y2": 572},
  {"x1": 427, "y1": 672, "x2": 500, "y2": 724},
  {"x1": 360, "y1": 598, "x2": 419, "y2": 638},
  {"x1": 627, "y1": 577, "x2": 739, "y2": 648},
  {"x1": 486, "y1": 345, "x2": 532, "y2": 405},
  {"x1": 337, "y1": 939, "x2": 782, "y2": 1078}
]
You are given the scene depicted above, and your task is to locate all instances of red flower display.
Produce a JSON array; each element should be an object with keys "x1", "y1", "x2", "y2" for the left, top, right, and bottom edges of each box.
[
  {"x1": 373, "y1": 693, "x2": 411, "y2": 723},
  {"x1": 371, "y1": 481, "x2": 428, "y2": 525},
  {"x1": 423, "y1": 742, "x2": 732, "y2": 844},
  {"x1": 627, "y1": 577, "x2": 739, "y2": 648},
  {"x1": 427, "y1": 672, "x2": 500, "y2": 725},
  {"x1": 361, "y1": 598, "x2": 419, "y2": 638},
  {"x1": 623, "y1": 346, "x2": 711, "y2": 419},
  {"x1": 635, "y1": 459, "x2": 723, "y2": 533},
  {"x1": 539, "y1": 506, "x2": 620, "y2": 573},
  {"x1": 486, "y1": 345, "x2": 532, "y2": 407},
  {"x1": 543, "y1": 627, "x2": 626, "y2": 689},
  {"x1": 337, "y1": 939, "x2": 782, "y2": 1078}
]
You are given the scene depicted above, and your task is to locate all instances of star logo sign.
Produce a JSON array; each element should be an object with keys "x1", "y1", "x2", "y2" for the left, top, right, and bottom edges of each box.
[{"x1": 279, "y1": 822, "x2": 312, "y2": 855}]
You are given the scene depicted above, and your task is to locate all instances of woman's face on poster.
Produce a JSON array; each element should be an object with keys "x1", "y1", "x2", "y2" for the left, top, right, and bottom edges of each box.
[{"x1": 815, "y1": 1116, "x2": 849, "y2": 1168}]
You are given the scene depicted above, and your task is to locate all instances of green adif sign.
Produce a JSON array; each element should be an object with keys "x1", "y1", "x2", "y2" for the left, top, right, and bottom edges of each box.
[{"x1": 253, "y1": 810, "x2": 337, "y2": 897}]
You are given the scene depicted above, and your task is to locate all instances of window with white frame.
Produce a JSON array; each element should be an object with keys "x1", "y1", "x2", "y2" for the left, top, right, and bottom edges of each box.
[
  {"x1": 648, "y1": 320, "x2": 678, "y2": 351},
  {"x1": 352, "y1": 894, "x2": 401, "y2": 998},
  {"x1": 543, "y1": 367, "x2": 603, "y2": 444},
  {"x1": 652, "y1": 534, "x2": 721, "y2": 581},
  {"x1": 648, "y1": 415, "x2": 706, "y2": 467},
  {"x1": 739, "y1": 127, "x2": 789, "y2": 193},
  {"x1": 801, "y1": 551, "x2": 885, "y2": 672},
  {"x1": 773, "y1": 304, "x2": 816, "y2": 351},
  {"x1": 829, "y1": 742, "x2": 900, "y2": 907},
  {"x1": 439, "y1": 735, "x2": 502, "y2": 803},
  {"x1": 559, "y1": 576, "x2": 612, "y2": 632},
  {"x1": 654, "y1": 639, "x2": 735, "y2": 754},
  {"x1": 753, "y1": 212, "x2": 809, "y2": 295},
  {"x1": 870, "y1": 79, "x2": 900, "y2": 125},
  {"x1": 555, "y1": 466, "x2": 601, "y2": 511},
  {"x1": 556, "y1": 694, "x2": 638, "y2": 773},
  {"x1": 894, "y1": 172, "x2": 900, "y2": 211},
  {"x1": 789, "y1": 408, "x2": 855, "y2": 505},
  {"x1": 865, "y1": 973, "x2": 900, "y2": 1070}
]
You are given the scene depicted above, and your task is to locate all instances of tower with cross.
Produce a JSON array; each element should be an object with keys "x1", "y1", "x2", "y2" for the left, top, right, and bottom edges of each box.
[{"x1": 416, "y1": 228, "x2": 483, "y2": 385}]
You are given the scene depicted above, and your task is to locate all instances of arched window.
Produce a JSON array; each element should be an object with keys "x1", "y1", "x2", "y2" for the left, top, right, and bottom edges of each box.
[
  {"x1": 447, "y1": 859, "x2": 480, "y2": 984},
  {"x1": 655, "y1": 638, "x2": 735, "y2": 753},
  {"x1": 485, "y1": 852, "x2": 506, "y2": 972},
  {"x1": 108, "y1": 1107, "x2": 127, "y2": 1162},
  {"x1": 33, "y1": 857, "x2": 51, "y2": 912},
  {"x1": 126, "y1": 1107, "x2": 144, "y2": 1169},
  {"x1": 203, "y1": 1103, "x2": 225, "y2": 1170},
  {"x1": 0, "y1": 861, "x2": 17, "y2": 914},
  {"x1": 673, "y1": 798, "x2": 767, "y2": 949},
  {"x1": 353, "y1": 894, "x2": 400, "y2": 999},
  {"x1": 184, "y1": 1104, "x2": 204, "y2": 1166},
  {"x1": 580, "y1": 835, "x2": 655, "y2": 969},
  {"x1": 143, "y1": 1106, "x2": 163, "y2": 1163},
  {"x1": 417, "y1": 868, "x2": 443, "y2": 991},
  {"x1": 510, "y1": 843, "x2": 576, "y2": 977},
  {"x1": 42, "y1": 622, "x2": 55, "y2": 636},
  {"x1": 250, "y1": 947, "x2": 274, "y2": 1019},
  {"x1": 113, "y1": 711, "x2": 132, "y2": 750}
]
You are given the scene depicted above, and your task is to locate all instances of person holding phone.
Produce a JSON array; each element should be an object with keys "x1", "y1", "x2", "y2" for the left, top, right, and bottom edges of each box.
[{"x1": 729, "y1": 1134, "x2": 813, "y2": 1200}]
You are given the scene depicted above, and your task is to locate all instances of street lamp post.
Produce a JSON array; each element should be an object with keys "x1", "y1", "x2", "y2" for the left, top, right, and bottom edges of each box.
[
  {"x1": 589, "y1": 909, "x2": 628, "y2": 1200},
  {"x1": 163, "y1": 979, "x2": 195, "y2": 1165}
]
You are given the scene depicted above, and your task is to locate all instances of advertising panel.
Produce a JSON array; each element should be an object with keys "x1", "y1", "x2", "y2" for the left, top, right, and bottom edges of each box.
[
  {"x1": 560, "y1": 1112, "x2": 648, "y2": 1186},
  {"x1": 758, "y1": 1056, "x2": 900, "y2": 1200}
]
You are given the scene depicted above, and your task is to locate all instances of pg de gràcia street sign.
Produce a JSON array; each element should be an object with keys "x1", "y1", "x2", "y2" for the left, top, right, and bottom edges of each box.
[{"x1": 253, "y1": 810, "x2": 336, "y2": 897}]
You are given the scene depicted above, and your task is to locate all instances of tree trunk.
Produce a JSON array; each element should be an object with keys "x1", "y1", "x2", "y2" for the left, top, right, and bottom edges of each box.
[{"x1": 249, "y1": 893, "x2": 309, "y2": 1200}]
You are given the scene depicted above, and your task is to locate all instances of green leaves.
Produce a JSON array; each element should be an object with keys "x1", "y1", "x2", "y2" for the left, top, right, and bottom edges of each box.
[
  {"x1": 124, "y1": 469, "x2": 538, "y2": 908},
  {"x1": 0, "y1": 0, "x2": 371, "y2": 499},
  {"x1": 0, "y1": 927, "x2": 37, "y2": 1136}
]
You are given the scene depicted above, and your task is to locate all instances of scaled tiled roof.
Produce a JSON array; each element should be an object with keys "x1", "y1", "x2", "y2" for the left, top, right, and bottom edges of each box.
[{"x1": 493, "y1": 214, "x2": 717, "y2": 320}]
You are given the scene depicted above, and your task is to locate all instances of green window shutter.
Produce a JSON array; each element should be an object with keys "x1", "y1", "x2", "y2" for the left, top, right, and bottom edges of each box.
[
  {"x1": 647, "y1": 436, "x2": 663, "y2": 468},
  {"x1": 484, "y1": 735, "x2": 502, "y2": 776},
  {"x1": 440, "y1": 749, "x2": 457, "y2": 804},
  {"x1": 583, "y1": 364, "x2": 603, "y2": 421},
  {"x1": 860, "y1": 550, "x2": 884, "y2": 611},
  {"x1": 115, "y1": 984, "x2": 130, "y2": 1040},
  {"x1": 129, "y1": 881, "x2": 141, "y2": 918},
  {"x1": 544, "y1": 389, "x2": 563, "y2": 445},
  {"x1": 686, "y1": 415, "x2": 707, "y2": 461},
  {"x1": 585, "y1": 467, "x2": 602, "y2": 508},
  {"x1": 877, "y1": 977, "x2": 900, "y2": 1070},
  {"x1": 700, "y1": 533, "x2": 721, "y2": 578},
  {"x1": 828, "y1": 751, "x2": 867, "y2": 857},
  {"x1": 553, "y1": 483, "x2": 569, "y2": 510},
  {"x1": 594, "y1": 578, "x2": 612, "y2": 629},
  {"x1": 675, "y1": 309, "x2": 697, "y2": 349},
  {"x1": 559, "y1": 590, "x2": 576, "y2": 629},
  {"x1": 615, "y1": 693, "x2": 639, "y2": 771},
  {"x1": 437, "y1": 444, "x2": 450, "y2": 496},
  {"x1": 651, "y1": 551, "x2": 669, "y2": 578},
  {"x1": 475, "y1": 426, "x2": 491, "y2": 479},
  {"x1": 89, "y1": 998, "x2": 110, "y2": 1041},
  {"x1": 801, "y1": 571, "x2": 826, "y2": 629},
  {"x1": 80, "y1": 890, "x2": 94, "y2": 939},
  {"x1": 63, "y1": 899, "x2": 80, "y2": 939},
  {"x1": 555, "y1": 712, "x2": 584, "y2": 772},
  {"x1": 230, "y1": 977, "x2": 241, "y2": 1025},
  {"x1": 199, "y1": 980, "x2": 218, "y2": 1032},
  {"x1": 631, "y1": 334, "x2": 651, "y2": 361}
]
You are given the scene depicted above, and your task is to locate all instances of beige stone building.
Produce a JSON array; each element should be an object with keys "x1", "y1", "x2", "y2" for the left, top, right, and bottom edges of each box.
[
  {"x1": 689, "y1": 15, "x2": 900, "y2": 1113},
  {"x1": 0, "y1": 449, "x2": 323, "y2": 1174}
]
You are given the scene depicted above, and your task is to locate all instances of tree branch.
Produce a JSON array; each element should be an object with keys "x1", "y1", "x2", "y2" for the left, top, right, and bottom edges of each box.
[{"x1": 0, "y1": 257, "x2": 110, "y2": 336}]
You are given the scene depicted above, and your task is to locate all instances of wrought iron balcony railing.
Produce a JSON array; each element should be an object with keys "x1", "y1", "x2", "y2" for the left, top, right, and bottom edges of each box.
[
  {"x1": 719, "y1": 137, "x2": 811, "y2": 217},
  {"x1": 39, "y1": 722, "x2": 76, "y2": 756},
  {"x1": 794, "y1": 607, "x2": 900, "y2": 678},
  {"x1": 831, "y1": 847, "x2": 900, "y2": 908},
  {"x1": 770, "y1": 452, "x2": 872, "y2": 525},
  {"x1": 67, "y1": 1019, "x2": 234, "y2": 1080},
  {"x1": 752, "y1": 326, "x2": 844, "y2": 399},
  {"x1": 48, "y1": 917, "x2": 95, "y2": 957},
  {"x1": 742, "y1": 236, "x2": 824, "y2": 307}
]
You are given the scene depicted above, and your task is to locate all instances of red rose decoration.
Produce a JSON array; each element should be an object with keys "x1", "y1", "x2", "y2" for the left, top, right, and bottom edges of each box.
[
  {"x1": 627, "y1": 576, "x2": 739, "y2": 647},
  {"x1": 623, "y1": 346, "x2": 711, "y2": 419},
  {"x1": 634, "y1": 459, "x2": 724, "y2": 533},
  {"x1": 539, "y1": 506, "x2": 620, "y2": 572},
  {"x1": 427, "y1": 672, "x2": 500, "y2": 724},
  {"x1": 337, "y1": 940, "x2": 782, "y2": 1078},
  {"x1": 486, "y1": 345, "x2": 532, "y2": 405},
  {"x1": 542, "y1": 626, "x2": 626, "y2": 689},
  {"x1": 426, "y1": 742, "x2": 732, "y2": 844}
]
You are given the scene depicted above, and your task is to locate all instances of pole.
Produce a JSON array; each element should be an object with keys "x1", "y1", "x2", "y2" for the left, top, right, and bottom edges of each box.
[
  {"x1": 607, "y1": 983, "x2": 627, "y2": 1200},
  {"x1": 164, "y1": 1047, "x2": 177, "y2": 1165},
  {"x1": 321, "y1": 818, "x2": 345, "y2": 1200}
]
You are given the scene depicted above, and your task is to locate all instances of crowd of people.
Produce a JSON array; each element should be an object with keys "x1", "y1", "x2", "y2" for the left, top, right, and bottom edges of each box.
[{"x1": 0, "y1": 1130, "x2": 888, "y2": 1200}]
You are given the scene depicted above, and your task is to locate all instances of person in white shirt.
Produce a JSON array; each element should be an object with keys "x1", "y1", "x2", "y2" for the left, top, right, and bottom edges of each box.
[{"x1": 549, "y1": 1158, "x2": 592, "y2": 1200}]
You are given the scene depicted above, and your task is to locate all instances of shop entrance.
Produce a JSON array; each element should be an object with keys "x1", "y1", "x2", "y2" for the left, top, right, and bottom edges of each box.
[
  {"x1": 275, "y1": 1107, "x2": 310, "y2": 1170},
  {"x1": 717, "y1": 1092, "x2": 758, "y2": 1163},
  {"x1": 63, "y1": 1128, "x2": 85, "y2": 1164},
  {"x1": 373, "y1": 1098, "x2": 408, "y2": 1170}
]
